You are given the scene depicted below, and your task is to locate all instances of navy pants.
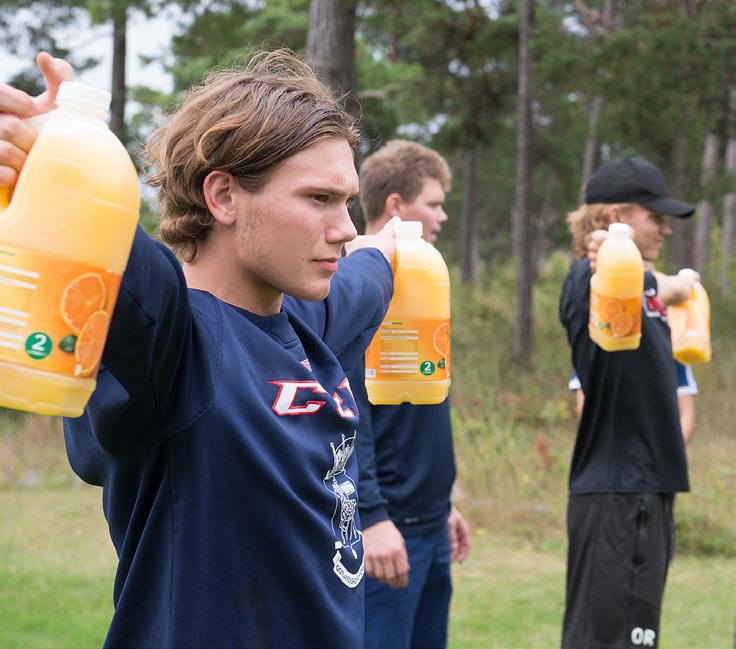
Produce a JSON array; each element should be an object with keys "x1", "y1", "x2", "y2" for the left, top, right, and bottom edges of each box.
[{"x1": 364, "y1": 522, "x2": 452, "y2": 649}]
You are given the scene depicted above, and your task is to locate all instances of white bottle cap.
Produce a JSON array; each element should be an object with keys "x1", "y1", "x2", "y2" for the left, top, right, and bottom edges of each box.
[
  {"x1": 678, "y1": 268, "x2": 698, "y2": 278},
  {"x1": 393, "y1": 220, "x2": 422, "y2": 237},
  {"x1": 608, "y1": 222, "x2": 633, "y2": 239},
  {"x1": 56, "y1": 81, "x2": 111, "y2": 120}
]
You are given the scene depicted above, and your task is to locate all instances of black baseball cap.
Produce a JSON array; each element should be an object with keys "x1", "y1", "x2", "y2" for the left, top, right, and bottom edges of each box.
[{"x1": 585, "y1": 156, "x2": 695, "y2": 218}]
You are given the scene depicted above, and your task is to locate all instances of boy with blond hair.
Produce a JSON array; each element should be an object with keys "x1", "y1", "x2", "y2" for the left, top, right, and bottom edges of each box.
[{"x1": 352, "y1": 140, "x2": 470, "y2": 649}]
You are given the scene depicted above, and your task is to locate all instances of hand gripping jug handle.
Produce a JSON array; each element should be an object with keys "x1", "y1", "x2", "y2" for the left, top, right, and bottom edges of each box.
[{"x1": 0, "y1": 114, "x2": 51, "y2": 210}]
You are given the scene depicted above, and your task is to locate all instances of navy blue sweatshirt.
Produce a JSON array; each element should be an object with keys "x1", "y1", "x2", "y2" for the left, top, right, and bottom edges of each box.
[
  {"x1": 349, "y1": 361, "x2": 456, "y2": 535},
  {"x1": 63, "y1": 226, "x2": 393, "y2": 649}
]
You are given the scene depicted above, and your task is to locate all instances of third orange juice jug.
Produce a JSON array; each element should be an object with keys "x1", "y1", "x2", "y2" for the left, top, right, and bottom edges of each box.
[
  {"x1": 365, "y1": 220, "x2": 450, "y2": 405},
  {"x1": 668, "y1": 269, "x2": 711, "y2": 364},
  {"x1": 589, "y1": 223, "x2": 644, "y2": 351},
  {"x1": 0, "y1": 81, "x2": 140, "y2": 416}
]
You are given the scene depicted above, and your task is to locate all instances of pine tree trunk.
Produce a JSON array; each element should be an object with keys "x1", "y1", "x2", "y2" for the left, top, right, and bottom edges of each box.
[
  {"x1": 513, "y1": 0, "x2": 534, "y2": 366},
  {"x1": 307, "y1": 0, "x2": 357, "y2": 114},
  {"x1": 579, "y1": 0, "x2": 616, "y2": 194},
  {"x1": 720, "y1": 139, "x2": 736, "y2": 294},
  {"x1": 460, "y1": 146, "x2": 477, "y2": 283},
  {"x1": 670, "y1": 217, "x2": 695, "y2": 270},
  {"x1": 110, "y1": 2, "x2": 127, "y2": 141},
  {"x1": 694, "y1": 133, "x2": 718, "y2": 271},
  {"x1": 307, "y1": 0, "x2": 361, "y2": 230},
  {"x1": 669, "y1": 135, "x2": 695, "y2": 268},
  {"x1": 533, "y1": 175, "x2": 556, "y2": 279},
  {"x1": 581, "y1": 96, "x2": 602, "y2": 191}
]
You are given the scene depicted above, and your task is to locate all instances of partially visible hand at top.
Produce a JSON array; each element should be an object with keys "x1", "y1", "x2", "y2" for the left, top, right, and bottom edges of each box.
[
  {"x1": 586, "y1": 229, "x2": 608, "y2": 274},
  {"x1": 0, "y1": 52, "x2": 73, "y2": 190},
  {"x1": 344, "y1": 216, "x2": 400, "y2": 266},
  {"x1": 654, "y1": 269, "x2": 701, "y2": 306}
]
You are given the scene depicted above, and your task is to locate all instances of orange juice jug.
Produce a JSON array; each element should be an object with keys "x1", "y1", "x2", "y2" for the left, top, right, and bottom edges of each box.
[
  {"x1": 0, "y1": 81, "x2": 140, "y2": 416},
  {"x1": 589, "y1": 223, "x2": 644, "y2": 351},
  {"x1": 365, "y1": 220, "x2": 450, "y2": 405},
  {"x1": 668, "y1": 269, "x2": 711, "y2": 364}
]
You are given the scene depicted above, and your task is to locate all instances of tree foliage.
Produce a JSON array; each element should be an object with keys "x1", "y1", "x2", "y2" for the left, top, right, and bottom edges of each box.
[{"x1": 4, "y1": 0, "x2": 736, "y2": 357}]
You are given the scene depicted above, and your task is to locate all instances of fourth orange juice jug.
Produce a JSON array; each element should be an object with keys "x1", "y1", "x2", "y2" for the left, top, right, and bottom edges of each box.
[
  {"x1": 365, "y1": 220, "x2": 450, "y2": 405},
  {"x1": 0, "y1": 82, "x2": 140, "y2": 416},
  {"x1": 668, "y1": 269, "x2": 711, "y2": 364},
  {"x1": 589, "y1": 223, "x2": 644, "y2": 351}
]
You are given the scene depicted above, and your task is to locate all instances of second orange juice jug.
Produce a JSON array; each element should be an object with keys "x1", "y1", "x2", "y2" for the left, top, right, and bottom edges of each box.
[
  {"x1": 589, "y1": 223, "x2": 644, "y2": 351},
  {"x1": 668, "y1": 269, "x2": 711, "y2": 364},
  {"x1": 0, "y1": 81, "x2": 140, "y2": 417},
  {"x1": 365, "y1": 220, "x2": 450, "y2": 405}
]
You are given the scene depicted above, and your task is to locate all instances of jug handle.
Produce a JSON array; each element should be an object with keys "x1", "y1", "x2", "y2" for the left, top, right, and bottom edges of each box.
[{"x1": 0, "y1": 113, "x2": 51, "y2": 210}]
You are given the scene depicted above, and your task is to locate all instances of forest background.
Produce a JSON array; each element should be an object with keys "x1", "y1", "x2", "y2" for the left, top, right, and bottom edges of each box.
[{"x1": 0, "y1": 1, "x2": 734, "y2": 647}]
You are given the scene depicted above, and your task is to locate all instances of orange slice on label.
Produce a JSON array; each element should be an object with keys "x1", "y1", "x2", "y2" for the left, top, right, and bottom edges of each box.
[
  {"x1": 602, "y1": 298, "x2": 623, "y2": 319},
  {"x1": 433, "y1": 322, "x2": 450, "y2": 357},
  {"x1": 611, "y1": 311, "x2": 634, "y2": 337},
  {"x1": 61, "y1": 273, "x2": 106, "y2": 334},
  {"x1": 75, "y1": 310, "x2": 109, "y2": 376}
]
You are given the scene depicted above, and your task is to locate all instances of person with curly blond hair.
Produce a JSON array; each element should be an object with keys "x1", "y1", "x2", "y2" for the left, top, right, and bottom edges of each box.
[{"x1": 559, "y1": 157, "x2": 697, "y2": 649}]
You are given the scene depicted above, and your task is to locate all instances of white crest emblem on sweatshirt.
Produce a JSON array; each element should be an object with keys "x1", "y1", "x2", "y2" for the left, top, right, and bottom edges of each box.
[{"x1": 324, "y1": 433, "x2": 364, "y2": 588}]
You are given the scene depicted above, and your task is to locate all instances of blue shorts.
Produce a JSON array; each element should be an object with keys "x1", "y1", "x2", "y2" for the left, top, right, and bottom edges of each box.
[
  {"x1": 568, "y1": 361, "x2": 698, "y2": 396},
  {"x1": 674, "y1": 361, "x2": 698, "y2": 396}
]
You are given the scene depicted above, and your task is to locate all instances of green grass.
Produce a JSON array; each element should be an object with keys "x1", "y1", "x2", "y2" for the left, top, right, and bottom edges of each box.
[
  {"x1": 0, "y1": 485, "x2": 732, "y2": 649},
  {"x1": 449, "y1": 532, "x2": 567, "y2": 648},
  {"x1": 0, "y1": 486, "x2": 116, "y2": 649}
]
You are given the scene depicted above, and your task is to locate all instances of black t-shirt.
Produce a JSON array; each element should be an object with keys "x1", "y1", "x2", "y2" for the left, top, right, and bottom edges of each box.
[{"x1": 559, "y1": 258, "x2": 689, "y2": 494}]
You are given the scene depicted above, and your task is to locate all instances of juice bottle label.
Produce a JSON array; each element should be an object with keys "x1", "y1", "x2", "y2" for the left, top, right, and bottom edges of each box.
[
  {"x1": 0, "y1": 243, "x2": 121, "y2": 379},
  {"x1": 589, "y1": 289, "x2": 641, "y2": 340},
  {"x1": 365, "y1": 318, "x2": 450, "y2": 381}
]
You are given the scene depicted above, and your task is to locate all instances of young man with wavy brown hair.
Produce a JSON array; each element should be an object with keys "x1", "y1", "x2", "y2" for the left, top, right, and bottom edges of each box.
[{"x1": 0, "y1": 51, "x2": 397, "y2": 649}]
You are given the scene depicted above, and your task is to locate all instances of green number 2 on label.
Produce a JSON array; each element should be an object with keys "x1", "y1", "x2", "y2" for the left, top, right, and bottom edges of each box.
[
  {"x1": 25, "y1": 332, "x2": 52, "y2": 359},
  {"x1": 420, "y1": 361, "x2": 435, "y2": 376},
  {"x1": 30, "y1": 334, "x2": 48, "y2": 352}
]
